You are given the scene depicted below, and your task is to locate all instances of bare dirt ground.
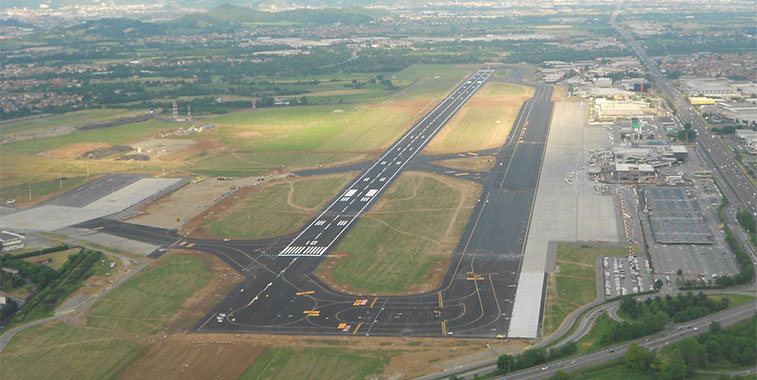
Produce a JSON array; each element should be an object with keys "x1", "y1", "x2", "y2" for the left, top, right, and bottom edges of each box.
[
  {"x1": 130, "y1": 174, "x2": 287, "y2": 230},
  {"x1": 431, "y1": 155, "x2": 497, "y2": 172},
  {"x1": 41, "y1": 142, "x2": 111, "y2": 159},
  {"x1": 130, "y1": 138, "x2": 198, "y2": 160}
]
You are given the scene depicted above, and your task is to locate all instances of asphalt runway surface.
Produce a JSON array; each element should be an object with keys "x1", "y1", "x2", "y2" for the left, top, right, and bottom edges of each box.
[
  {"x1": 75, "y1": 66, "x2": 555, "y2": 338},
  {"x1": 42, "y1": 173, "x2": 146, "y2": 207}
]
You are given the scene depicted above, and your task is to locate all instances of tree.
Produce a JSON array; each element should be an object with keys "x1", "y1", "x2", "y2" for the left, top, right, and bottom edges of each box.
[
  {"x1": 655, "y1": 279, "x2": 664, "y2": 289},
  {"x1": 709, "y1": 321, "x2": 722, "y2": 334},
  {"x1": 650, "y1": 352, "x2": 671, "y2": 374},
  {"x1": 549, "y1": 370, "x2": 569, "y2": 380},
  {"x1": 659, "y1": 354, "x2": 688, "y2": 380},
  {"x1": 704, "y1": 340, "x2": 721, "y2": 364},
  {"x1": 625, "y1": 342, "x2": 652, "y2": 372},
  {"x1": 496, "y1": 354, "x2": 516, "y2": 372}
]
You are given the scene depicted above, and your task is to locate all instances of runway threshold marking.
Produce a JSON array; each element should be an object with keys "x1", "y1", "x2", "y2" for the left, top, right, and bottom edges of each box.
[
  {"x1": 441, "y1": 321, "x2": 447, "y2": 336},
  {"x1": 437, "y1": 291, "x2": 443, "y2": 308},
  {"x1": 353, "y1": 322, "x2": 363, "y2": 335}
]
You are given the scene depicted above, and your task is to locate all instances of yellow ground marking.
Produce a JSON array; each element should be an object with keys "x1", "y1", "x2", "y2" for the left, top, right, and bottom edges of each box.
[{"x1": 353, "y1": 322, "x2": 363, "y2": 335}]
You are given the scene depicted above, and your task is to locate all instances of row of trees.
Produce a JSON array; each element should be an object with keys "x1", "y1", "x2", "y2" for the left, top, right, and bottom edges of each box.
[
  {"x1": 624, "y1": 317, "x2": 756, "y2": 379},
  {"x1": 605, "y1": 293, "x2": 728, "y2": 345},
  {"x1": 7, "y1": 249, "x2": 103, "y2": 324},
  {"x1": 496, "y1": 342, "x2": 578, "y2": 373},
  {"x1": 619, "y1": 292, "x2": 729, "y2": 322}
]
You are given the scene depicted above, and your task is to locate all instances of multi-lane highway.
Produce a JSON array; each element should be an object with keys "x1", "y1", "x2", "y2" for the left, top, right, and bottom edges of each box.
[
  {"x1": 279, "y1": 69, "x2": 494, "y2": 257},
  {"x1": 75, "y1": 66, "x2": 555, "y2": 339},
  {"x1": 422, "y1": 299, "x2": 756, "y2": 380},
  {"x1": 611, "y1": 4, "x2": 757, "y2": 216}
]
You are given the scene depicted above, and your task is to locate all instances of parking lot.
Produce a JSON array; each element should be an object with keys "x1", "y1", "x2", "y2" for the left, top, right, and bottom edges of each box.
[
  {"x1": 603, "y1": 253, "x2": 654, "y2": 297},
  {"x1": 643, "y1": 181, "x2": 740, "y2": 285}
]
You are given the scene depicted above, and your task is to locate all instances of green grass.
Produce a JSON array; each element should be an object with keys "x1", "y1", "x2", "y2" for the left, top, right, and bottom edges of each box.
[
  {"x1": 1, "y1": 254, "x2": 214, "y2": 380},
  {"x1": 574, "y1": 294, "x2": 754, "y2": 356},
  {"x1": 321, "y1": 172, "x2": 480, "y2": 293},
  {"x1": 575, "y1": 314, "x2": 617, "y2": 355},
  {"x1": 542, "y1": 243, "x2": 636, "y2": 336},
  {"x1": 198, "y1": 174, "x2": 352, "y2": 239},
  {"x1": 190, "y1": 151, "x2": 365, "y2": 178},
  {"x1": 2, "y1": 119, "x2": 178, "y2": 155},
  {"x1": 565, "y1": 357, "x2": 654, "y2": 380},
  {"x1": 425, "y1": 81, "x2": 532, "y2": 153},
  {"x1": 0, "y1": 109, "x2": 142, "y2": 137},
  {"x1": 708, "y1": 293, "x2": 756, "y2": 307},
  {"x1": 86, "y1": 255, "x2": 212, "y2": 334},
  {"x1": 22, "y1": 247, "x2": 82, "y2": 271},
  {"x1": 0, "y1": 322, "x2": 143, "y2": 380},
  {"x1": 238, "y1": 347, "x2": 396, "y2": 380},
  {"x1": 1, "y1": 175, "x2": 87, "y2": 203}
]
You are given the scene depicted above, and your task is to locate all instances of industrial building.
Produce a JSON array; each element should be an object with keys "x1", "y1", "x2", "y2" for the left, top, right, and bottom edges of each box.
[
  {"x1": 0, "y1": 231, "x2": 24, "y2": 252},
  {"x1": 614, "y1": 163, "x2": 656, "y2": 182}
]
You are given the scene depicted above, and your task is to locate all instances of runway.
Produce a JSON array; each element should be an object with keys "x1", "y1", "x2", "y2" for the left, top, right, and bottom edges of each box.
[
  {"x1": 75, "y1": 66, "x2": 555, "y2": 338},
  {"x1": 278, "y1": 69, "x2": 494, "y2": 257}
]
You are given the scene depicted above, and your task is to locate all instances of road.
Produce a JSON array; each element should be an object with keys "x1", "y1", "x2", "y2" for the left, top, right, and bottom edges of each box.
[
  {"x1": 73, "y1": 66, "x2": 556, "y2": 339},
  {"x1": 610, "y1": 2, "x2": 757, "y2": 217},
  {"x1": 425, "y1": 300, "x2": 756, "y2": 380},
  {"x1": 0, "y1": 245, "x2": 146, "y2": 352}
]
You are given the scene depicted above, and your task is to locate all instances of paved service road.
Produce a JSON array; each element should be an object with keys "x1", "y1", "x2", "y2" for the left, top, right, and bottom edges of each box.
[{"x1": 75, "y1": 66, "x2": 556, "y2": 339}]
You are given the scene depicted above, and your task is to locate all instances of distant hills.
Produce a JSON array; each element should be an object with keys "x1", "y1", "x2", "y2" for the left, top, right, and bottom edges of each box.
[
  {"x1": 56, "y1": 4, "x2": 391, "y2": 37},
  {"x1": 0, "y1": 0, "x2": 389, "y2": 11}
]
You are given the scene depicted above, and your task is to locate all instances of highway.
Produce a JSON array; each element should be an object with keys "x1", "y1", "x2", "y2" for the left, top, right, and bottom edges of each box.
[
  {"x1": 423, "y1": 300, "x2": 756, "y2": 380},
  {"x1": 279, "y1": 69, "x2": 495, "y2": 257},
  {"x1": 611, "y1": 4, "x2": 757, "y2": 216}
]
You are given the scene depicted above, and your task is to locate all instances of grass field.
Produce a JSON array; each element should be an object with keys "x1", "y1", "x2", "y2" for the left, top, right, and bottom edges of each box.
[
  {"x1": 542, "y1": 243, "x2": 637, "y2": 336},
  {"x1": 3, "y1": 65, "x2": 472, "y2": 200},
  {"x1": 195, "y1": 173, "x2": 354, "y2": 239},
  {"x1": 3, "y1": 119, "x2": 177, "y2": 155},
  {"x1": 181, "y1": 64, "x2": 473, "y2": 176},
  {"x1": 0, "y1": 153, "x2": 170, "y2": 195},
  {"x1": 432, "y1": 155, "x2": 497, "y2": 172},
  {"x1": 0, "y1": 117, "x2": 179, "y2": 192},
  {"x1": 87, "y1": 255, "x2": 213, "y2": 334},
  {"x1": 317, "y1": 171, "x2": 481, "y2": 294},
  {"x1": 0, "y1": 109, "x2": 143, "y2": 137},
  {"x1": 22, "y1": 247, "x2": 81, "y2": 271},
  {"x1": 424, "y1": 81, "x2": 533, "y2": 154},
  {"x1": 238, "y1": 347, "x2": 395, "y2": 380},
  {"x1": 1, "y1": 253, "x2": 214, "y2": 380}
]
